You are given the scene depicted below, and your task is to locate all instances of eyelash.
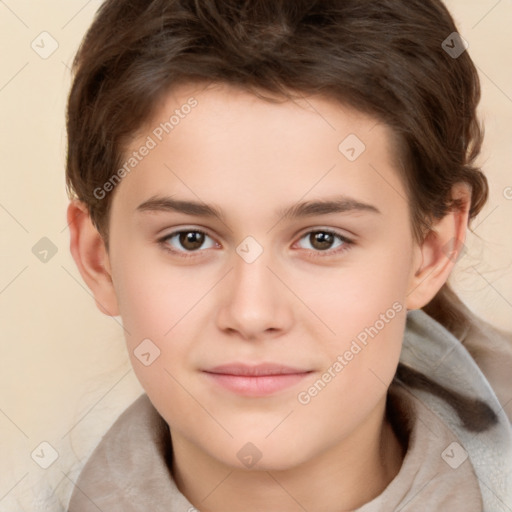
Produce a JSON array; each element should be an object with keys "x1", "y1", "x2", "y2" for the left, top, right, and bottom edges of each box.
[{"x1": 158, "y1": 228, "x2": 354, "y2": 260}]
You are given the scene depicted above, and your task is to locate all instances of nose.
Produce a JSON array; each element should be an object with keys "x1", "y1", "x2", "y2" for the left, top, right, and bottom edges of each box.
[{"x1": 215, "y1": 245, "x2": 294, "y2": 342}]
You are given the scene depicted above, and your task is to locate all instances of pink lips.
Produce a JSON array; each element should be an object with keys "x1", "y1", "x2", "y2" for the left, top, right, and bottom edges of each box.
[{"x1": 203, "y1": 363, "x2": 312, "y2": 397}]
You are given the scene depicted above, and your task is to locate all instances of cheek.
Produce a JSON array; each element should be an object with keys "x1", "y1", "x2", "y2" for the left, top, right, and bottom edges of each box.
[
  {"x1": 290, "y1": 311, "x2": 406, "y2": 462},
  {"x1": 291, "y1": 262, "x2": 409, "y2": 449},
  {"x1": 296, "y1": 240, "x2": 412, "y2": 343},
  {"x1": 111, "y1": 246, "x2": 203, "y2": 341},
  {"x1": 291, "y1": 244, "x2": 411, "y2": 401},
  {"x1": 298, "y1": 273, "x2": 407, "y2": 407},
  {"x1": 110, "y1": 247, "x2": 217, "y2": 390}
]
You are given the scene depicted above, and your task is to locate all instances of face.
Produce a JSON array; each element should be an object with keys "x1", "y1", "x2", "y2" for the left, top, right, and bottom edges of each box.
[{"x1": 105, "y1": 83, "x2": 420, "y2": 470}]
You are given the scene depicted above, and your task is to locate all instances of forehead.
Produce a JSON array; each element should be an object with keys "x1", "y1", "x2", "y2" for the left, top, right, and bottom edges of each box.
[
  {"x1": 111, "y1": 81, "x2": 407, "y2": 223},
  {"x1": 134, "y1": 81, "x2": 399, "y2": 160},
  {"x1": 157, "y1": 81, "x2": 389, "y2": 134}
]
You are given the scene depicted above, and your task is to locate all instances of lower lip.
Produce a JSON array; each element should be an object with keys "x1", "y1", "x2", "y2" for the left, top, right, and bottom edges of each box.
[{"x1": 203, "y1": 372, "x2": 310, "y2": 397}]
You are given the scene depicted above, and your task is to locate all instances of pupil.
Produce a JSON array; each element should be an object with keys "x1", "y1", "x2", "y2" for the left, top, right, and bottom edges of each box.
[
  {"x1": 180, "y1": 231, "x2": 204, "y2": 250},
  {"x1": 312, "y1": 232, "x2": 333, "y2": 250}
]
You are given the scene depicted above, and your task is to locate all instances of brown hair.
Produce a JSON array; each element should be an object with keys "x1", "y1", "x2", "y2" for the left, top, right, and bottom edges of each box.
[{"x1": 65, "y1": 0, "x2": 488, "y2": 336}]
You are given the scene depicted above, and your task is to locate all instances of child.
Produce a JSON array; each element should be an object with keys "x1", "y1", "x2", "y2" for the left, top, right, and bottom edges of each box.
[{"x1": 65, "y1": 0, "x2": 512, "y2": 510}]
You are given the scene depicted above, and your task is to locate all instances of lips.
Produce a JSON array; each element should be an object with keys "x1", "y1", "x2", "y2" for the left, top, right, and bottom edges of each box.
[
  {"x1": 206, "y1": 363, "x2": 310, "y2": 376},
  {"x1": 203, "y1": 363, "x2": 313, "y2": 396}
]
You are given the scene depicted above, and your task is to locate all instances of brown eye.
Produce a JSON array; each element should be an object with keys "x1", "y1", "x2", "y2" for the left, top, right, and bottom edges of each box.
[
  {"x1": 179, "y1": 231, "x2": 205, "y2": 251},
  {"x1": 296, "y1": 229, "x2": 353, "y2": 257},
  {"x1": 309, "y1": 231, "x2": 335, "y2": 251},
  {"x1": 160, "y1": 229, "x2": 216, "y2": 255}
]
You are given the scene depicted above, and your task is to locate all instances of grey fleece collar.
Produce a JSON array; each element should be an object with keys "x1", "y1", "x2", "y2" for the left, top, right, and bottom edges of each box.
[{"x1": 401, "y1": 309, "x2": 512, "y2": 511}]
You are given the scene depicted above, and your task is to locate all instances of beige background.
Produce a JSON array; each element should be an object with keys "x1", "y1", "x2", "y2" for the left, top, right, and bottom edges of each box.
[{"x1": 0, "y1": 0, "x2": 511, "y2": 509}]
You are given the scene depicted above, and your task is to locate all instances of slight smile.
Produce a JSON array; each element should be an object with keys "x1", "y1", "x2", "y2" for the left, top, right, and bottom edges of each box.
[{"x1": 203, "y1": 363, "x2": 314, "y2": 397}]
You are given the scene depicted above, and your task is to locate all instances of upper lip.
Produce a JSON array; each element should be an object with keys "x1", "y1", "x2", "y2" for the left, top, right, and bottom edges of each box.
[{"x1": 204, "y1": 363, "x2": 311, "y2": 376}]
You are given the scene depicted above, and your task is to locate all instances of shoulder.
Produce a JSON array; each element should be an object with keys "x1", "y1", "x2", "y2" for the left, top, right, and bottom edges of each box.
[
  {"x1": 458, "y1": 307, "x2": 512, "y2": 422},
  {"x1": 358, "y1": 382, "x2": 483, "y2": 511},
  {"x1": 66, "y1": 394, "x2": 179, "y2": 511}
]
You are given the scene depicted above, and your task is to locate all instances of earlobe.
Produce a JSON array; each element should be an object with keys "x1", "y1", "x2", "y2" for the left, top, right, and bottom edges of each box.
[
  {"x1": 67, "y1": 200, "x2": 120, "y2": 317},
  {"x1": 406, "y1": 183, "x2": 471, "y2": 310}
]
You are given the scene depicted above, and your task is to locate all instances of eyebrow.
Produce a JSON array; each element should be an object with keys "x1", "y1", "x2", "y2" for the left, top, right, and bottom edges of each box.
[{"x1": 136, "y1": 195, "x2": 381, "y2": 220}]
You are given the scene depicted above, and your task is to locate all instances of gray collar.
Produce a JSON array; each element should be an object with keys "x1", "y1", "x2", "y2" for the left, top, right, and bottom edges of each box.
[{"x1": 401, "y1": 309, "x2": 512, "y2": 510}]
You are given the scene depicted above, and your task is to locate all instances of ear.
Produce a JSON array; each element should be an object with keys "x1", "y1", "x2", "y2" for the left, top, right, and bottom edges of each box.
[
  {"x1": 67, "y1": 200, "x2": 119, "y2": 316},
  {"x1": 406, "y1": 183, "x2": 471, "y2": 310}
]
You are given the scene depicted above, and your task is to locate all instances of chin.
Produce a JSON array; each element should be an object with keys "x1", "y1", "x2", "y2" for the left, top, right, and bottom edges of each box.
[{"x1": 207, "y1": 434, "x2": 316, "y2": 473}]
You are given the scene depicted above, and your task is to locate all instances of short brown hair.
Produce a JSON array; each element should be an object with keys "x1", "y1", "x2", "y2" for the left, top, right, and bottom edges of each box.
[{"x1": 65, "y1": 0, "x2": 488, "y2": 332}]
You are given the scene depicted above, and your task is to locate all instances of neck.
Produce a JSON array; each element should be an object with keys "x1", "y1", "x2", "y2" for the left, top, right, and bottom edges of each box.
[{"x1": 171, "y1": 398, "x2": 405, "y2": 512}]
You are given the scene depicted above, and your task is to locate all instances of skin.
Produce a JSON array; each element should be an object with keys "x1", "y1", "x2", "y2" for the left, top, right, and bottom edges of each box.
[{"x1": 68, "y1": 82, "x2": 470, "y2": 511}]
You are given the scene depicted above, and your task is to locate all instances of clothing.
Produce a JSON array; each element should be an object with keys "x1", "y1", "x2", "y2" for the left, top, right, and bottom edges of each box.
[
  {"x1": 456, "y1": 305, "x2": 512, "y2": 423},
  {"x1": 358, "y1": 383, "x2": 483, "y2": 511},
  {"x1": 67, "y1": 310, "x2": 512, "y2": 511}
]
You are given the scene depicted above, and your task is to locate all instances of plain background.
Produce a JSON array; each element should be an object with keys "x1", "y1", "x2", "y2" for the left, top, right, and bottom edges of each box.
[{"x1": 0, "y1": 0, "x2": 511, "y2": 509}]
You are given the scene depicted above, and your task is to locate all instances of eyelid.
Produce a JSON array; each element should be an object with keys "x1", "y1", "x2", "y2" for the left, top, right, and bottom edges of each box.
[
  {"x1": 157, "y1": 226, "x2": 355, "y2": 258},
  {"x1": 157, "y1": 227, "x2": 218, "y2": 255},
  {"x1": 295, "y1": 226, "x2": 355, "y2": 242},
  {"x1": 292, "y1": 228, "x2": 354, "y2": 257}
]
